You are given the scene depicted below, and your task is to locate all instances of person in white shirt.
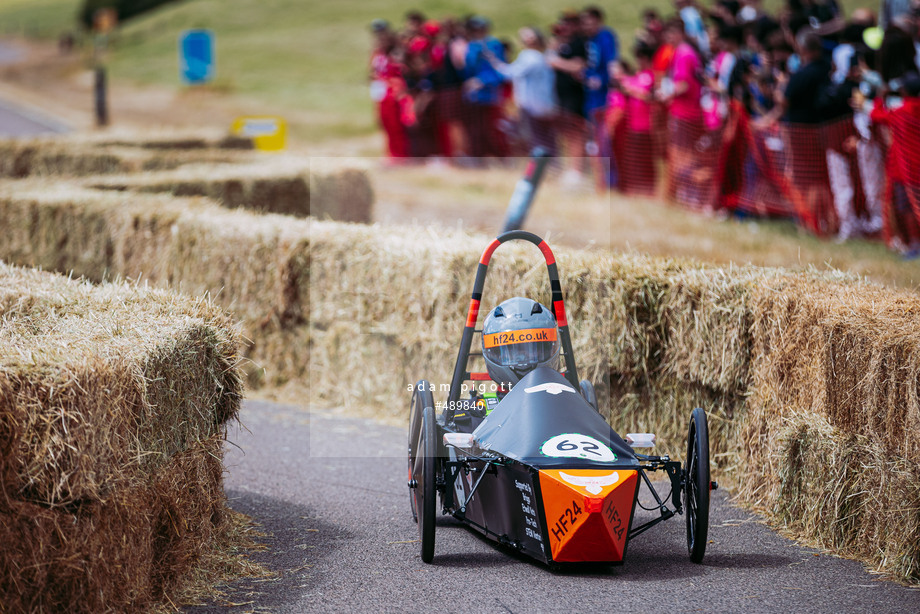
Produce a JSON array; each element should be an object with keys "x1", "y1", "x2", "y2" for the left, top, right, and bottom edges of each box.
[{"x1": 487, "y1": 27, "x2": 558, "y2": 154}]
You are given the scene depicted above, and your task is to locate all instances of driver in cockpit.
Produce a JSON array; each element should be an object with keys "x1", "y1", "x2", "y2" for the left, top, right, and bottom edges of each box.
[{"x1": 452, "y1": 296, "x2": 560, "y2": 431}]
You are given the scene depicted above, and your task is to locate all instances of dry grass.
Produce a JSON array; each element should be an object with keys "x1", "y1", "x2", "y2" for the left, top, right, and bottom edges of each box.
[{"x1": 0, "y1": 262, "x2": 256, "y2": 612}]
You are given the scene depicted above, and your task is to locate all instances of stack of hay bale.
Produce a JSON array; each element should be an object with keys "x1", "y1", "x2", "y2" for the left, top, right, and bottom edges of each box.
[
  {"x1": 88, "y1": 160, "x2": 372, "y2": 221},
  {"x1": 0, "y1": 263, "x2": 243, "y2": 612},
  {"x1": 0, "y1": 136, "x2": 374, "y2": 223}
]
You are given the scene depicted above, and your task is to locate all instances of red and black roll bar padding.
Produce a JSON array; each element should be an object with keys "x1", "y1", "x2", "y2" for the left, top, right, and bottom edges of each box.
[{"x1": 447, "y1": 230, "x2": 580, "y2": 405}]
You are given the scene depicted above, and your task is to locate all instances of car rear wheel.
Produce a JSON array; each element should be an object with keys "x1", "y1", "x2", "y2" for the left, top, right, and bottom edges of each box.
[
  {"x1": 408, "y1": 381, "x2": 433, "y2": 523},
  {"x1": 417, "y1": 405, "x2": 438, "y2": 563},
  {"x1": 684, "y1": 407, "x2": 710, "y2": 563}
]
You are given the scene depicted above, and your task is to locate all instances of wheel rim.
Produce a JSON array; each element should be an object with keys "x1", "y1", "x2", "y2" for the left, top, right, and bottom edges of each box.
[
  {"x1": 418, "y1": 406, "x2": 437, "y2": 562},
  {"x1": 685, "y1": 408, "x2": 710, "y2": 563},
  {"x1": 408, "y1": 382, "x2": 432, "y2": 524},
  {"x1": 685, "y1": 422, "x2": 698, "y2": 550},
  {"x1": 408, "y1": 389, "x2": 422, "y2": 522}
]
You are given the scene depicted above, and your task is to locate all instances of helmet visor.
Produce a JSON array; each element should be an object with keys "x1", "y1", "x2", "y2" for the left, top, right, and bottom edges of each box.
[{"x1": 483, "y1": 327, "x2": 559, "y2": 369}]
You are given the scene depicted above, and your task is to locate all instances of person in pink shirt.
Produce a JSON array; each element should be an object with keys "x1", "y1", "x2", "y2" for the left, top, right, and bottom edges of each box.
[
  {"x1": 657, "y1": 18, "x2": 708, "y2": 206},
  {"x1": 623, "y1": 49, "x2": 655, "y2": 133},
  {"x1": 617, "y1": 44, "x2": 657, "y2": 194},
  {"x1": 660, "y1": 19, "x2": 703, "y2": 123}
]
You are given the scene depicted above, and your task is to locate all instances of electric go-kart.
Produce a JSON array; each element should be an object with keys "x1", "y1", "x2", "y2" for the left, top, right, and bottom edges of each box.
[{"x1": 408, "y1": 230, "x2": 717, "y2": 566}]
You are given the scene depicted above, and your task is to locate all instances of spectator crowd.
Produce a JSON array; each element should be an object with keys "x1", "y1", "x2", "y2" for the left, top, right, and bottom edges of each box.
[{"x1": 369, "y1": 1, "x2": 920, "y2": 255}]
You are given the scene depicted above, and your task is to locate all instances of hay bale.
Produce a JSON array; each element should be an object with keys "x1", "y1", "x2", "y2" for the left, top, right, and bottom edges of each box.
[
  {"x1": 310, "y1": 167, "x2": 374, "y2": 222},
  {"x1": 0, "y1": 140, "x2": 128, "y2": 178},
  {"x1": 86, "y1": 160, "x2": 371, "y2": 222},
  {"x1": 0, "y1": 134, "x2": 256, "y2": 179},
  {"x1": 0, "y1": 137, "x2": 372, "y2": 222},
  {"x1": 0, "y1": 262, "x2": 244, "y2": 611},
  {"x1": 747, "y1": 276, "x2": 920, "y2": 464},
  {"x1": 101, "y1": 137, "x2": 211, "y2": 150},
  {"x1": 0, "y1": 185, "x2": 310, "y2": 386},
  {"x1": 0, "y1": 262, "x2": 241, "y2": 504},
  {"x1": 763, "y1": 412, "x2": 920, "y2": 582},
  {"x1": 92, "y1": 133, "x2": 253, "y2": 150},
  {"x1": 136, "y1": 149, "x2": 252, "y2": 171},
  {"x1": 0, "y1": 436, "x2": 229, "y2": 613}
]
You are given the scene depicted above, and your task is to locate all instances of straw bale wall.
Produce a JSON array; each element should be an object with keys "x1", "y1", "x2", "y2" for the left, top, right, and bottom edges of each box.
[
  {"x1": 0, "y1": 140, "x2": 129, "y2": 178},
  {"x1": 88, "y1": 164, "x2": 373, "y2": 222},
  {"x1": 0, "y1": 185, "x2": 309, "y2": 385},
  {"x1": 0, "y1": 138, "x2": 241, "y2": 179},
  {"x1": 0, "y1": 263, "x2": 243, "y2": 611},
  {"x1": 0, "y1": 184, "x2": 917, "y2": 583},
  {"x1": 0, "y1": 136, "x2": 373, "y2": 223}
]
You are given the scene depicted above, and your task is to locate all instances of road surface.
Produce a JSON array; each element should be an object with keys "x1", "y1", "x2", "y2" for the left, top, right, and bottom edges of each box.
[
  {"x1": 0, "y1": 96, "x2": 67, "y2": 137},
  {"x1": 187, "y1": 400, "x2": 919, "y2": 613},
  {"x1": 0, "y1": 40, "x2": 68, "y2": 137}
]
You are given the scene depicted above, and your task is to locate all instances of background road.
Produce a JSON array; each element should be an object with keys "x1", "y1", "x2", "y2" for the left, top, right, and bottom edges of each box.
[
  {"x1": 0, "y1": 96, "x2": 67, "y2": 137},
  {"x1": 0, "y1": 40, "x2": 68, "y2": 137},
  {"x1": 188, "y1": 400, "x2": 920, "y2": 613}
]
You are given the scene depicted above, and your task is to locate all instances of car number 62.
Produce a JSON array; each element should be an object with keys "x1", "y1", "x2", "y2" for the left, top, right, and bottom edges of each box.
[{"x1": 540, "y1": 433, "x2": 616, "y2": 462}]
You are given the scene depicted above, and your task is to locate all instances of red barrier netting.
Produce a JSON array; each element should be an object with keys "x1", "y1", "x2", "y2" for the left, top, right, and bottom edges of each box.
[
  {"x1": 600, "y1": 98, "x2": 657, "y2": 196},
  {"x1": 662, "y1": 115, "x2": 725, "y2": 211},
  {"x1": 375, "y1": 79, "x2": 920, "y2": 248},
  {"x1": 873, "y1": 98, "x2": 920, "y2": 252},
  {"x1": 735, "y1": 116, "x2": 796, "y2": 218}
]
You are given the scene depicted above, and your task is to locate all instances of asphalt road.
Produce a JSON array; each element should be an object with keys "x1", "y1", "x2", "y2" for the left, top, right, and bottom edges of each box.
[
  {"x1": 187, "y1": 400, "x2": 919, "y2": 614},
  {"x1": 0, "y1": 96, "x2": 68, "y2": 137},
  {"x1": 0, "y1": 40, "x2": 68, "y2": 137}
]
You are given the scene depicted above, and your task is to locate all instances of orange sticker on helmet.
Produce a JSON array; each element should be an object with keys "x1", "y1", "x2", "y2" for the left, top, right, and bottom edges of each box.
[{"x1": 483, "y1": 327, "x2": 557, "y2": 349}]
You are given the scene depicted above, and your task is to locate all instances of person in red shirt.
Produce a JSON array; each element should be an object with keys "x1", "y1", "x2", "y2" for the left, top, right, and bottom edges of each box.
[
  {"x1": 870, "y1": 86, "x2": 920, "y2": 255},
  {"x1": 648, "y1": 12, "x2": 674, "y2": 162},
  {"x1": 369, "y1": 21, "x2": 410, "y2": 161},
  {"x1": 379, "y1": 54, "x2": 412, "y2": 161}
]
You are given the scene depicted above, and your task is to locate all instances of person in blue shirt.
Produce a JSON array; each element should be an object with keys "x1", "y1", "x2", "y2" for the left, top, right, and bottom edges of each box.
[
  {"x1": 581, "y1": 6, "x2": 619, "y2": 121},
  {"x1": 463, "y1": 15, "x2": 510, "y2": 158},
  {"x1": 581, "y1": 6, "x2": 619, "y2": 186}
]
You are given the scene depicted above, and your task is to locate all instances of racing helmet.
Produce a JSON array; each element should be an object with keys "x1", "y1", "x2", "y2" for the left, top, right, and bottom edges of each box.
[{"x1": 481, "y1": 297, "x2": 560, "y2": 386}]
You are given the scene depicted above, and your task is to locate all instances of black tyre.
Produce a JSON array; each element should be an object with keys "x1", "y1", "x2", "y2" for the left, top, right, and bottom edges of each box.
[
  {"x1": 684, "y1": 407, "x2": 710, "y2": 563},
  {"x1": 408, "y1": 381, "x2": 433, "y2": 523},
  {"x1": 579, "y1": 379, "x2": 599, "y2": 413},
  {"x1": 416, "y1": 405, "x2": 438, "y2": 563}
]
